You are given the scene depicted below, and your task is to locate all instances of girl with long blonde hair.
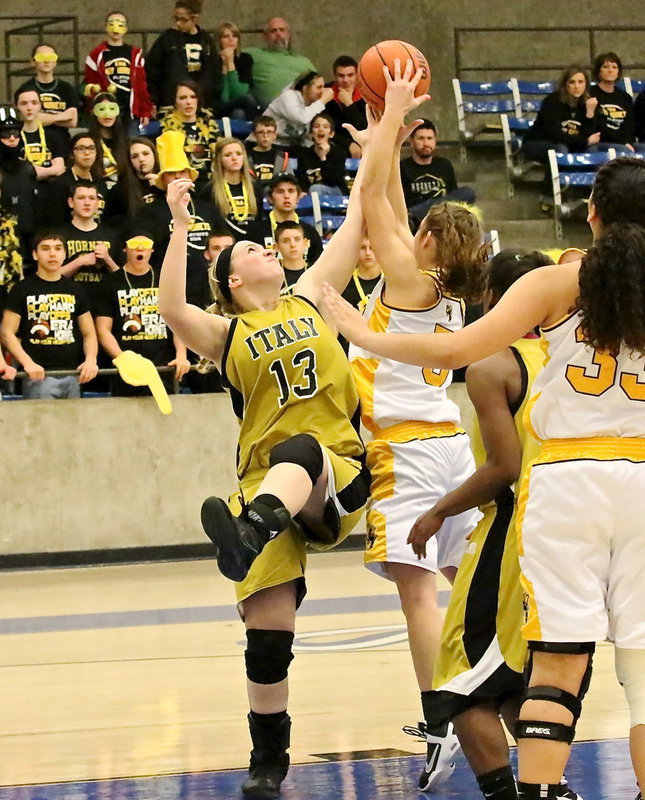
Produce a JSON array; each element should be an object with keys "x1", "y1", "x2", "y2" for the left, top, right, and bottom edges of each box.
[{"x1": 208, "y1": 136, "x2": 261, "y2": 239}]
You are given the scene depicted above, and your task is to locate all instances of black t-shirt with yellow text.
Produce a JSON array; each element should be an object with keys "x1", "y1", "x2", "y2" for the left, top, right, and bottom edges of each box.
[
  {"x1": 6, "y1": 274, "x2": 89, "y2": 369},
  {"x1": 95, "y1": 268, "x2": 174, "y2": 364}
]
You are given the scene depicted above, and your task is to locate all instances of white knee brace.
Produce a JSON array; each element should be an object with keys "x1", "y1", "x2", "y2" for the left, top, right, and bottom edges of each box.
[{"x1": 615, "y1": 647, "x2": 645, "y2": 728}]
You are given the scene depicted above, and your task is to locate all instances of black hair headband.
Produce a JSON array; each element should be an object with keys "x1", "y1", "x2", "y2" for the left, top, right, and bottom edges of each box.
[{"x1": 215, "y1": 244, "x2": 234, "y2": 302}]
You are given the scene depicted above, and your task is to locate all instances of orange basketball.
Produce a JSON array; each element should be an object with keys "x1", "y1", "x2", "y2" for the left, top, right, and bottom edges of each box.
[{"x1": 357, "y1": 40, "x2": 431, "y2": 112}]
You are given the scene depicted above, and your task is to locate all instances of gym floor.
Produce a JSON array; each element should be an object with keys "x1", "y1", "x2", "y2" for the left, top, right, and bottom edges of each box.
[{"x1": 0, "y1": 551, "x2": 638, "y2": 799}]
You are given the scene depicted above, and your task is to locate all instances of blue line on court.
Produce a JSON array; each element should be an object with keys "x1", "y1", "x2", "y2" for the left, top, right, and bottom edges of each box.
[
  {"x1": 0, "y1": 739, "x2": 632, "y2": 798},
  {"x1": 0, "y1": 592, "x2": 450, "y2": 636}
]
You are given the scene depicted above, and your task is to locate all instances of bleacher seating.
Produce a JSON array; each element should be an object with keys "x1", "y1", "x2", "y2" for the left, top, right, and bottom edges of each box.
[
  {"x1": 452, "y1": 79, "x2": 518, "y2": 162},
  {"x1": 624, "y1": 77, "x2": 645, "y2": 98},
  {"x1": 500, "y1": 114, "x2": 536, "y2": 198},
  {"x1": 548, "y1": 149, "x2": 616, "y2": 239},
  {"x1": 510, "y1": 79, "x2": 555, "y2": 118}
]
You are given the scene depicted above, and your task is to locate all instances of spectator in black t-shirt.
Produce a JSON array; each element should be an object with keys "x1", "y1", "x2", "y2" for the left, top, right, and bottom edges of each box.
[
  {"x1": 145, "y1": 0, "x2": 216, "y2": 112},
  {"x1": 296, "y1": 113, "x2": 348, "y2": 196},
  {"x1": 521, "y1": 64, "x2": 599, "y2": 203},
  {"x1": 104, "y1": 136, "x2": 163, "y2": 229},
  {"x1": 95, "y1": 231, "x2": 190, "y2": 395},
  {"x1": 589, "y1": 51, "x2": 636, "y2": 151},
  {"x1": 15, "y1": 44, "x2": 79, "y2": 135},
  {"x1": 274, "y1": 220, "x2": 309, "y2": 293},
  {"x1": 89, "y1": 92, "x2": 129, "y2": 189},
  {"x1": 203, "y1": 137, "x2": 263, "y2": 240},
  {"x1": 246, "y1": 116, "x2": 289, "y2": 191},
  {"x1": 0, "y1": 106, "x2": 38, "y2": 256},
  {"x1": 339, "y1": 235, "x2": 382, "y2": 352},
  {"x1": 400, "y1": 119, "x2": 475, "y2": 225},
  {"x1": 2, "y1": 231, "x2": 98, "y2": 399},
  {"x1": 246, "y1": 172, "x2": 323, "y2": 265},
  {"x1": 16, "y1": 89, "x2": 67, "y2": 181},
  {"x1": 47, "y1": 133, "x2": 109, "y2": 228},
  {"x1": 205, "y1": 228, "x2": 235, "y2": 267},
  {"x1": 214, "y1": 22, "x2": 258, "y2": 120},
  {"x1": 325, "y1": 55, "x2": 366, "y2": 158},
  {"x1": 59, "y1": 181, "x2": 121, "y2": 307}
]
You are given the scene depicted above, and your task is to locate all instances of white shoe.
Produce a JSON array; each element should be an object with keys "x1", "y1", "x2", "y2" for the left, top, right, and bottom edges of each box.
[{"x1": 403, "y1": 721, "x2": 460, "y2": 791}]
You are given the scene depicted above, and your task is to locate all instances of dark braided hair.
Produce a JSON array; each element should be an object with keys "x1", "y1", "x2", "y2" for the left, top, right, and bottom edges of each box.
[{"x1": 579, "y1": 157, "x2": 645, "y2": 355}]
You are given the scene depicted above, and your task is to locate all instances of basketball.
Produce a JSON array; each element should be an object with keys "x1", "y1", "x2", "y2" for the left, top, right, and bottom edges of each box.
[{"x1": 357, "y1": 40, "x2": 431, "y2": 112}]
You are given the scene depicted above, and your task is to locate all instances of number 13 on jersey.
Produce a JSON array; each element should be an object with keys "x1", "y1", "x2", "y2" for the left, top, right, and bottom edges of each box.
[{"x1": 269, "y1": 348, "x2": 318, "y2": 407}]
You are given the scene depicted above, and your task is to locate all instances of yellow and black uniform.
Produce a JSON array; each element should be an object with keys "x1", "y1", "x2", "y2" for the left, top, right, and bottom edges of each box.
[
  {"x1": 0, "y1": 212, "x2": 23, "y2": 313},
  {"x1": 428, "y1": 336, "x2": 544, "y2": 721},
  {"x1": 221, "y1": 294, "x2": 368, "y2": 605}
]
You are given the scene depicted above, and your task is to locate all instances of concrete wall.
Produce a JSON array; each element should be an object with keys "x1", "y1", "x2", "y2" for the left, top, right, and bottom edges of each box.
[
  {"x1": 1, "y1": 385, "x2": 475, "y2": 556},
  {"x1": 2, "y1": 2, "x2": 645, "y2": 139}
]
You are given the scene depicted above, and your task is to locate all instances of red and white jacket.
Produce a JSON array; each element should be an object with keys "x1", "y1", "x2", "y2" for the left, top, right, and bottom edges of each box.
[{"x1": 84, "y1": 42, "x2": 153, "y2": 119}]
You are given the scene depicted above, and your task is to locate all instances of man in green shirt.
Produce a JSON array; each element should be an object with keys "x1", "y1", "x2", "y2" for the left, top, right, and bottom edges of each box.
[{"x1": 243, "y1": 17, "x2": 315, "y2": 109}]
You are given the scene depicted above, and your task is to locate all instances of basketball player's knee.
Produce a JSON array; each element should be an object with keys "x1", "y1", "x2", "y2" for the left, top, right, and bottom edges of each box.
[
  {"x1": 245, "y1": 629, "x2": 294, "y2": 684},
  {"x1": 515, "y1": 641, "x2": 595, "y2": 745},
  {"x1": 269, "y1": 434, "x2": 324, "y2": 485},
  {"x1": 615, "y1": 647, "x2": 645, "y2": 727}
]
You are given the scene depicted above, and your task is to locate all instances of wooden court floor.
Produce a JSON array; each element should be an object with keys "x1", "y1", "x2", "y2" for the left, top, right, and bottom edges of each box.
[{"x1": 0, "y1": 551, "x2": 638, "y2": 798}]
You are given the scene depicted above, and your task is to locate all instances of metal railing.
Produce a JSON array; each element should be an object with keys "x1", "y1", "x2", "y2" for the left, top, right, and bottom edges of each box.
[
  {"x1": 454, "y1": 26, "x2": 645, "y2": 80},
  {"x1": 1, "y1": 14, "x2": 262, "y2": 100}
]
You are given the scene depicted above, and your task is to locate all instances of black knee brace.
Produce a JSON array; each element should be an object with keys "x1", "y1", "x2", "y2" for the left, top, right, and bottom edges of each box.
[
  {"x1": 245, "y1": 629, "x2": 294, "y2": 685},
  {"x1": 269, "y1": 434, "x2": 324, "y2": 485},
  {"x1": 515, "y1": 641, "x2": 595, "y2": 745}
]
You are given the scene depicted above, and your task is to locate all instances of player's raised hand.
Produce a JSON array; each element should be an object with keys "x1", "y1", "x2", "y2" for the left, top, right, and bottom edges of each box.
[
  {"x1": 321, "y1": 282, "x2": 370, "y2": 346},
  {"x1": 343, "y1": 103, "x2": 380, "y2": 149},
  {"x1": 384, "y1": 58, "x2": 430, "y2": 115},
  {"x1": 166, "y1": 178, "x2": 194, "y2": 226}
]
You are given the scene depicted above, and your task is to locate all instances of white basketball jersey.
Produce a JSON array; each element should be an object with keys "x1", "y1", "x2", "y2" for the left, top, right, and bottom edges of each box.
[
  {"x1": 529, "y1": 310, "x2": 645, "y2": 440},
  {"x1": 349, "y1": 276, "x2": 465, "y2": 433}
]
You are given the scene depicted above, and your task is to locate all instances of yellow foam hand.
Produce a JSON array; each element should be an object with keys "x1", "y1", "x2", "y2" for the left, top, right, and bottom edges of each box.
[{"x1": 113, "y1": 351, "x2": 172, "y2": 415}]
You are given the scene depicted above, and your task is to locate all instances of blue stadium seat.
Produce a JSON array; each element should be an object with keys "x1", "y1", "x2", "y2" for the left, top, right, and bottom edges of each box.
[
  {"x1": 548, "y1": 149, "x2": 616, "y2": 239},
  {"x1": 452, "y1": 79, "x2": 518, "y2": 161},
  {"x1": 624, "y1": 77, "x2": 645, "y2": 98},
  {"x1": 510, "y1": 78, "x2": 555, "y2": 117},
  {"x1": 217, "y1": 117, "x2": 253, "y2": 139},
  {"x1": 344, "y1": 157, "x2": 360, "y2": 190},
  {"x1": 500, "y1": 114, "x2": 537, "y2": 198}
]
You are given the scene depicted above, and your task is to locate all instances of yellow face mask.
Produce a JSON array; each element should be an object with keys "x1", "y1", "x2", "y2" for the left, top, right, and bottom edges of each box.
[
  {"x1": 126, "y1": 236, "x2": 154, "y2": 250},
  {"x1": 106, "y1": 18, "x2": 128, "y2": 35},
  {"x1": 33, "y1": 52, "x2": 58, "y2": 64},
  {"x1": 93, "y1": 101, "x2": 120, "y2": 119}
]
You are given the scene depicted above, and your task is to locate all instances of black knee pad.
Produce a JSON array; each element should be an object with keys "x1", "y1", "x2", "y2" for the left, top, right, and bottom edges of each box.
[
  {"x1": 245, "y1": 629, "x2": 294, "y2": 685},
  {"x1": 269, "y1": 434, "x2": 324, "y2": 485},
  {"x1": 517, "y1": 641, "x2": 596, "y2": 745}
]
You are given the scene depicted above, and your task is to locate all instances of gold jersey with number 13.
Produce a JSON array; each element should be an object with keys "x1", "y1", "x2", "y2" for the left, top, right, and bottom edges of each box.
[{"x1": 222, "y1": 294, "x2": 365, "y2": 483}]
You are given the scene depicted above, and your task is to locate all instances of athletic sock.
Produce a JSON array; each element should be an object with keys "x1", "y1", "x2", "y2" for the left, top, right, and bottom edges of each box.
[
  {"x1": 249, "y1": 709, "x2": 288, "y2": 725},
  {"x1": 420, "y1": 690, "x2": 449, "y2": 736},
  {"x1": 246, "y1": 494, "x2": 291, "y2": 540},
  {"x1": 477, "y1": 765, "x2": 518, "y2": 799},
  {"x1": 517, "y1": 782, "x2": 559, "y2": 798}
]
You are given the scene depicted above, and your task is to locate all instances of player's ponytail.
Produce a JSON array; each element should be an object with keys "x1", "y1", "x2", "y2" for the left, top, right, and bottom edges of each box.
[
  {"x1": 579, "y1": 156, "x2": 645, "y2": 355},
  {"x1": 578, "y1": 222, "x2": 645, "y2": 355},
  {"x1": 419, "y1": 202, "x2": 486, "y2": 302},
  {"x1": 197, "y1": 266, "x2": 241, "y2": 373}
]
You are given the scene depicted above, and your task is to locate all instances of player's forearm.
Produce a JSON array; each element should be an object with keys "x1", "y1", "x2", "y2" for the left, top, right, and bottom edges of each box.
[
  {"x1": 173, "y1": 335, "x2": 188, "y2": 360},
  {"x1": 387, "y1": 147, "x2": 409, "y2": 228},
  {"x1": 96, "y1": 323, "x2": 122, "y2": 359},
  {"x1": 429, "y1": 461, "x2": 519, "y2": 521},
  {"x1": 158, "y1": 224, "x2": 190, "y2": 319},
  {"x1": 361, "y1": 108, "x2": 401, "y2": 197},
  {"x1": 82, "y1": 328, "x2": 98, "y2": 362},
  {"x1": 354, "y1": 329, "x2": 465, "y2": 369}
]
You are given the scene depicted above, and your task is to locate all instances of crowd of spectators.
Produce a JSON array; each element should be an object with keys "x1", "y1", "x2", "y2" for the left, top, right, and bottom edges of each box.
[{"x1": 2, "y1": 3, "x2": 641, "y2": 401}]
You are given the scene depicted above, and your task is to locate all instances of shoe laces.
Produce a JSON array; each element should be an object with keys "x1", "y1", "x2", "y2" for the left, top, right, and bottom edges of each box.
[{"x1": 402, "y1": 722, "x2": 429, "y2": 741}]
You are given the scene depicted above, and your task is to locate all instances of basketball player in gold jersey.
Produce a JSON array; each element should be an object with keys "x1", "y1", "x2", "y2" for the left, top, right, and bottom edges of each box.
[
  {"x1": 324, "y1": 149, "x2": 645, "y2": 799},
  {"x1": 157, "y1": 112, "x2": 422, "y2": 799}
]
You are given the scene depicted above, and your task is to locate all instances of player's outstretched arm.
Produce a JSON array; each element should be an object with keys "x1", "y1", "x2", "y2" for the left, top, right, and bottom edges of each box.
[
  {"x1": 158, "y1": 178, "x2": 230, "y2": 368},
  {"x1": 408, "y1": 353, "x2": 522, "y2": 558},
  {"x1": 361, "y1": 59, "x2": 430, "y2": 288},
  {"x1": 322, "y1": 266, "x2": 557, "y2": 369}
]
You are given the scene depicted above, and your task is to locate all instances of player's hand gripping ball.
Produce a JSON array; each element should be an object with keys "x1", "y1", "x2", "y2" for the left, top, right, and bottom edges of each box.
[{"x1": 358, "y1": 40, "x2": 431, "y2": 112}]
